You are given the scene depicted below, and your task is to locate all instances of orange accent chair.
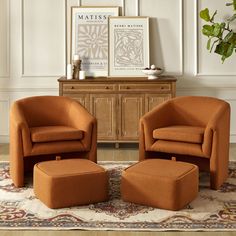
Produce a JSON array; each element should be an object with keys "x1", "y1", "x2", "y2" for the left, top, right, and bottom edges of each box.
[
  {"x1": 139, "y1": 96, "x2": 230, "y2": 190},
  {"x1": 10, "y1": 96, "x2": 97, "y2": 187}
]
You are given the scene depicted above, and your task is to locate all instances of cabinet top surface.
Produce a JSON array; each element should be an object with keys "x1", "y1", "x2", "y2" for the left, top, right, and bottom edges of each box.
[{"x1": 58, "y1": 76, "x2": 177, "y2": 83}]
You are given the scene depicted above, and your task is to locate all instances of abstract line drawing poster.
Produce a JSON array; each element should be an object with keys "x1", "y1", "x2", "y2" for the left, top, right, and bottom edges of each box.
[
  {"x1": 71, "y1": 7, "x2": 119, "y2": 76},
  {"x1": 109, "y1": 17, "x2": 149, "y2": 76}
]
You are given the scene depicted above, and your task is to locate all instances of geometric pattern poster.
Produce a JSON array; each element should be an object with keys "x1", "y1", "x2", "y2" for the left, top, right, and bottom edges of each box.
[{"x1": 109, "y1": 17, "x2": 149, "y2": 76}]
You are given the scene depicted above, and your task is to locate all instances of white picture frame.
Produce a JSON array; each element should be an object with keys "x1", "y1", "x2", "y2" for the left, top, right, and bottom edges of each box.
[
  {"x1": 108, "y1": 16, "x2": 149, "y2": 77},
  {"x1": 71, "y1": 6, "x2": 119, "y2": 77}
]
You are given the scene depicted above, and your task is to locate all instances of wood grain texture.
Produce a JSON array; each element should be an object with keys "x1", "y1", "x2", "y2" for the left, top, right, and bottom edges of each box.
[{"x1": 58, "y1": 77, "x2": 177, "y2": 142}]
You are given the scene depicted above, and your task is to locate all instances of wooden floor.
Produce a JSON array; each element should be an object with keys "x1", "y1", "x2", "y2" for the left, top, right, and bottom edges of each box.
[{"x1": 0, "y1": 143, "x2": 236, "y2": 236}]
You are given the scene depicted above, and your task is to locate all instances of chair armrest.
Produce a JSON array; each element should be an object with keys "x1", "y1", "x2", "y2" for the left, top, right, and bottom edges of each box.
[
  {"x1": 140, "y1": 100, "x2": 172, "y2": 149},
  {"x1": 205, "y1": 102, "x2": 230, "y2": 189},
  {"x1": 10, "y1": 102, "x2": 32, "y2": 187},
  {"x1": 206, "y1": 103, "x2": 230, "y2": 132},
  {"x1": 68, "y1": 101, "x2": 97, "y2": 150},
  {"x1": 10, "y1": 103, "x2": 32, "y2": 155}
]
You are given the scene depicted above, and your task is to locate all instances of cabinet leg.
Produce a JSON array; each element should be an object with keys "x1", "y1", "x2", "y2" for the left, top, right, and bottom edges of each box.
[{"x1": 115, "y1": 143, "x2": 120, "y2": 149}]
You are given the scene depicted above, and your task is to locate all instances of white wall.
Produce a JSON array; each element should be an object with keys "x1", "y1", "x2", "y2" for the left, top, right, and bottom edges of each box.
[{"x1": 0, "y1": 0, "x2": 236, "y2": 142}]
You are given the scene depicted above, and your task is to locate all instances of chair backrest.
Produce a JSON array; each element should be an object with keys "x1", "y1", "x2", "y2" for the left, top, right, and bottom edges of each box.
[
  {"x1": 15, "y1": 96, "x2": 74, "y2": 127},
  {"x1": 169, "y1": 96, "x2": 230, "y2": 126}
]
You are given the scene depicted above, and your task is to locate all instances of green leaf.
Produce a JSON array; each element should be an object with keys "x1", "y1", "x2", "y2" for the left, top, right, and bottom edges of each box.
[
  {"x1": 234, "y1": 0, "x2": 236, "y2": 10},
  {"x1": 213, "y1": 23, "x2": 221, "y2": 36},
  {"x1": 202, "y1": 24, "x2": 222, "y2": 37},
  {"x1": 215, "y1": 42, "x2": 235, "y2": 63},
  {"x1": 207, "y1": 38, "x2": 212, "y2": 50},
  {"x1": 220, "y1": 22, "x2": 226, "y2": 28},
  {"x1": 210, "y1": 39, "x2": 220, "y2": 52},
  {"x1": 223, "y1": 31, "x2": 234, "y2": 42},
  {"x1": 222, "y1": 44, "x2": 234, "y2": 63},
  {"x1": 226, "y1": 1, "x2": 236, "y2": 10},
  {"x1": 229, "y1": 33, "x2": 236, "y2": 44},
  {"x1": 227, "y1": 13, "x2": 236, "y2": 22},
  {"x1": 202, "y1": 25, "x2": 214, "y2": 36},
  {"x1": 221, "y1": 55, "x2": 226, "y2": 63},
  {"x1": 215, "y1": 42, "x2": 229, "y2": 55},
  {"x1": 200, "y1": 8, "x2": 211, "y2": 22},
  {"x1": 226, "y1": 43, "x2": 235, "y2": 58}
]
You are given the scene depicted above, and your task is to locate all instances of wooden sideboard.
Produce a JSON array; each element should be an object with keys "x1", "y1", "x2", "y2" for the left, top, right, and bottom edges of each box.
[{"x1": 58, "y1": 76, "x2": 177, "y2": 143}]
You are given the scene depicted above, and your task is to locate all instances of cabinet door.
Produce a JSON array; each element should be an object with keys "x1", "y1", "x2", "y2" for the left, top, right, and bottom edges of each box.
[
  {"x1": 145, "y1": 94, "x2": 172, "y2": 112},
  {"x1": 63, "y1": 93, "x2": 90, "y2": 112},
  {"x1": 90, "y1": 94, "x2": 117, "y2": 141},
  {"x1": 119, "y1": 94, "x2": 145, "y2": 140}
]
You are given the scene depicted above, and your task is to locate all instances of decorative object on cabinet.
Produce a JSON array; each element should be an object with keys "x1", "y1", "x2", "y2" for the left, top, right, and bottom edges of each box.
[
  {"x1": 71, "y1": 7, "x2": 119, "y2": 77},
  {"x1": 142, "y1": 64, "x2": 163, "y2": 79},
  {"x1": 79, "y1": 70, "x2": 86, "y2": 80},
  {"x1": 108, "y1": 16, "x2": 150, "y2": 77},
  {"x1": 58, "y1": 76, "x2": 176, "y2": 143},
  {"x1": 66, "y1": 64, "x2": 72, "y2": 79},
  {"x1": 72, "y1": 54, "x2": 81, "y2": 79}
]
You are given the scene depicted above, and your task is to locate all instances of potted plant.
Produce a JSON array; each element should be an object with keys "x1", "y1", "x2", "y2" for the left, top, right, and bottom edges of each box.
[{"x1": 200, "y1": 0, "x2": 236, "y2": 63}]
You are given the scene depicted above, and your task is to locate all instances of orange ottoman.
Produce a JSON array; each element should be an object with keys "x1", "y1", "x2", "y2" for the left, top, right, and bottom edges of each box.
[
  {"x1": 33, "y1": 159, "x2": 109, "y2": 209},
  {"x1": 121, "y1": 159, "x2": 198, "y2": 211}
]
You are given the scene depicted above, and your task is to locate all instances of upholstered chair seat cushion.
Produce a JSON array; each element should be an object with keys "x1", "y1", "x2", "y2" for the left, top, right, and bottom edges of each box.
[
  {"x1": 153, "y1": 125, "x2": 205, "y2": 144},
  {"x1": 150, "y1": 140, "x2": 208, "y2": 158},
  {"x1": 30, "y1": 126, "x2": 83, "y2": 143}
]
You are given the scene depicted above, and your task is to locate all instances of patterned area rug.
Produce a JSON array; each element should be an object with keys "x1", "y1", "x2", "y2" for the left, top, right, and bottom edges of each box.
[{"x1": 0, "y1": 161, "x2": 236, "y2": 231}]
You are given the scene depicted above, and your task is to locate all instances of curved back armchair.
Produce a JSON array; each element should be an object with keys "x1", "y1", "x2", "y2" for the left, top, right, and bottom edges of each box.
[
  {"x1": 139, "y1": 96, "x2": 230, "y2": 190},
  {"x1": 10, "y1": 96, "x2": 97, "y2": 187}
]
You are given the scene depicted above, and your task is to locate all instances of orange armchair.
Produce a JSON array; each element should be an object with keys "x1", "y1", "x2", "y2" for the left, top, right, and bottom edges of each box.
[
  {"x1": 139, "y1": 96, "x2": 230, "y2": 190},
  {"x1": 10, "y1": 96, "x2": 97, "y2": 187}
]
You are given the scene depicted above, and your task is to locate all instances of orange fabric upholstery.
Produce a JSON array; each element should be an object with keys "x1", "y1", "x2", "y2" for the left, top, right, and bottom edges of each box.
[
  {"x1": 10, "y1": 96, "x2": 97, "y2": 187},
  {"x1": 153, "y1": 125, "x2": 204, "y2": 144},
  {"x1": 34, "y1": 159, "x2": 108, "y2": 209},
  {"x1": 30, "y1": 126, "x2": 83, "y2": 142},
  {"x1": 121, "y1": 159, "x2": 198, "y2": 210},
  {"x1": 139, "y1": 96, "x2": 230, "y2": 190}
]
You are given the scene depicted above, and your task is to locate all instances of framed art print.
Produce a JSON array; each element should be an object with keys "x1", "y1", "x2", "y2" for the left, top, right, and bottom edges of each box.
[
  {"x1": 71, "y1": 7, "x2": 119, "y2": 77},
  {"x1": 108, "y1": 16, "x2": 150, "y2": 77}
]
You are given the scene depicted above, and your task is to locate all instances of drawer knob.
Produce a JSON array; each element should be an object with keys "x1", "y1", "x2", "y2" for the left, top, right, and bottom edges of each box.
[
  {"x1": 105, "y1": 86, "x2": 109, "y2": 89},
  {"x1": 126, "y1": 86, "x2": 130, "y2": 89},
  {"x1": 71, "y1": 86, "x2": 74, "y2": 89},
  {"x1": 161, "y1": 87, "x2": 164, "y2": 89}
]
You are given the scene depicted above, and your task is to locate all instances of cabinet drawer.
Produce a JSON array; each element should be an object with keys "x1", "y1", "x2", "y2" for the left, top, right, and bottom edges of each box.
[
  {"x1": 63, "y1": 84, "x2": 116, "y2": 92},
  {"x1": 118, "y1": 83, "x2": 171, "y2": 92}
]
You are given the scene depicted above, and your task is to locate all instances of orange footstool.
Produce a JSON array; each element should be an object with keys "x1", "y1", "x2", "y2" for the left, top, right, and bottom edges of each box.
[
  {"x1": 33, "y1": 159, "x2": 109, "y2": 209},
  {"x1": 121, "y1": 159, "x2": 198, "y2": 211}
]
